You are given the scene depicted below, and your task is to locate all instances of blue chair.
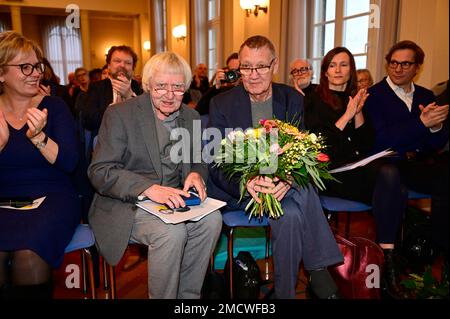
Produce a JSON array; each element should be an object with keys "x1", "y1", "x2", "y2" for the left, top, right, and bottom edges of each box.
[
  {"x1": 408, "y1": 190, "x2": 431, "y2": 200},
  {"x1": 221, "y1": 210, "x2": 271, "y2": 299},
  {"x1": 319, "y1": 195, "x2": 372, "y2": 238},
  {"x1": 64, "y1": 224, "x2": 96, "y2": 298}
]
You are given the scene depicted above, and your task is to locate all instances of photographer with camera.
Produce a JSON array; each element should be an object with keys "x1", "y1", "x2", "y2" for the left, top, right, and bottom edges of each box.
[{"x1": 195, "y1": 53, "x2": 241, "y2": 115}]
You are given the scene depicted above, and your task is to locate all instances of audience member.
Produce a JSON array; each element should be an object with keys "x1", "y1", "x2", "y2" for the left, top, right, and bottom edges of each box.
[
  {"x1": 39, "y1": 58, "x2": 73, "y2": 115},
  {"x1": 356, "y1": 68, "x2": 374, "y2": 90},
  {"x1": 195, "y1": 52, "x2": 241, "y2": 115},
  {"x1": 89, "y1": 68, "x2": 102, "y2": 83},
  {"x1": 365, "y1": 40, "x2": 449, "y2": 252},
  {"x1": 0, "y1": 31, "x2": 80, "y2": 299},
  {"x1": 88, "y1": 51, "x2": 221, "y2": 299},
  {"x1": 65, "y1": 71, "x2": 77, "y2": 97},
  {"x1": 305, "y1": 47, "x2": 408, "y2": 298},
  {"x1": 208, "y1": 35, "x2": 343, "y2": 299},
  {"x1": 182, "y1": 63, "x2": 210, "y2": 108},
  {"x1": 289, "y1": 58, "x2": 317, "y2": 96},
  {"x1": 101, "y1": 64, "x2": 109, "y2": 80},
  {"x1": 81, "y1": 45, "x2": 143, "y2": 133}
]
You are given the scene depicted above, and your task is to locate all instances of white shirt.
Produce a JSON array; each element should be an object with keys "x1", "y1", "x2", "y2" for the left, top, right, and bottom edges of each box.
[{"x1": 386, "y1": 76, "x2": 415, "y2": 112}]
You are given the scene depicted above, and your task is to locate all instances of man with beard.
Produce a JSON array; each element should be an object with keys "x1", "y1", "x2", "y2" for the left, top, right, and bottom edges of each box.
[
  {"x1": 289, "y1": 58, "x2": 317, "y2": 97},
  {"x1": 81, "y1": 45, "x2": 143, "y2": 133}
]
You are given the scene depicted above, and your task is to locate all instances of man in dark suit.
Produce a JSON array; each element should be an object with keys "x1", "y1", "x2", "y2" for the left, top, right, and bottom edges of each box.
[
  {"x1": 81, "y1": 45, "x2": 143, "y2": 133},
  {"x1": 365, "y1": 40, "x2": 449, "y2": 252},
  {"x1": 207, "y1": 35, "x2": 343, "y2": 299},
  {"x1": 88, "y1": 52, "x2": 222, "y2": 299}
]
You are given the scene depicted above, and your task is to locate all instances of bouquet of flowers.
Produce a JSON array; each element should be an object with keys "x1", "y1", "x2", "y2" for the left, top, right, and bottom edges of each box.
[{"x1": 214, "y1": 119, "x2": 334, "y2": 219}]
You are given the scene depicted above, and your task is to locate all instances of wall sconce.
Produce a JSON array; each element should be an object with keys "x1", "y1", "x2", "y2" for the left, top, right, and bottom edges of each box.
[
  {"x1": 104, "y1": 47, "x2": 111, "y2": 56},
  {"x1": 143, "y1": 41, "x2": 151, "y2": 51},
  {"x1": 172, "y1": 24, "x2": 187, "y2": 41},
  {"x1": 240, "y1": 0, "x2": 268, "y2": 17}
]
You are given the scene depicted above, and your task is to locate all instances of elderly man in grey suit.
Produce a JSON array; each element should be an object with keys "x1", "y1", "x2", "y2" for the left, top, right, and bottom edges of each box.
[{"x1": 88, "y1": 52, "x2": 222, "y2": 299}]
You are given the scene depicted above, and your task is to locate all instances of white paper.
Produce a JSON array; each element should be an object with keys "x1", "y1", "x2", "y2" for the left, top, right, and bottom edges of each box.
[
  {"x1": 136, "y1": 197, "x2": 226, "y2": 224},
  {"x1": 329, "y1": 149, "x2": 395, "y2": 174},
  {"x1": 0, "y1": 196, "x2": 46, "y2": 211}
]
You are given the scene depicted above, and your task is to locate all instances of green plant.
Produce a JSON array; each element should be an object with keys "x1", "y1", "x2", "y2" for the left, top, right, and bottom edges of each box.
[{"x1": 401, "y1": 263, "x2": 449, "y2": 299}]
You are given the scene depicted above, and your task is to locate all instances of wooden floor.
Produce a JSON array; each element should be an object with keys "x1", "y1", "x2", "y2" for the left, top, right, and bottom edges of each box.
[{"x1": 53, "y1": 210, "x2": 384, "y2": 300}]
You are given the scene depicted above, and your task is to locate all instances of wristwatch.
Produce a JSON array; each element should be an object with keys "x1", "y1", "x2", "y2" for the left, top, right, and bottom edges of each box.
[{"x1": 35, "y1": 134, "x2": 49, "y2": 149}]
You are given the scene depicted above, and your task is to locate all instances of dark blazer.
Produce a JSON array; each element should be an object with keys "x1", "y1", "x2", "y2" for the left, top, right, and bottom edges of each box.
[
  {"x1": 88, "y1": 93, "x2": 207, "y2": 265},
  {"x1": 81, "y1": 78, "x2": 143, "y2": 132},
  {"x1": 207, "y1": 83, "x2": 304, "y2": 203},
  {"x1": 305, "y1": 90, "x2": 374, "y2": 168},
  {"x1": 365, "y1": 78, "x2": 448, "y2": 157}
]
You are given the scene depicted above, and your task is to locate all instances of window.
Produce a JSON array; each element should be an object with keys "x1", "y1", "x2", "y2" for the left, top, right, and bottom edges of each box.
[
  {"x1": 310, "y1": 0, "x2": 372, "y2": 83},
  {"x1": 207, "y1": 0, "x2": 220, "y2": 79},
  {"x1": 0, "y1": 13, "x2": 11, "y2": 32},
  {"x1": 42, "y1": 18, "x2": 82, "y2": 85}
]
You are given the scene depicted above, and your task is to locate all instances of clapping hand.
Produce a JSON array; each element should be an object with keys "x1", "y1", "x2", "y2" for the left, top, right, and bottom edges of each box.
[
  {"x1": 25, "y1": 107, "x2": 48, "y2": 141},
  {"x1": 419, "y1": 102, "x2": 449, "y2": 130}
]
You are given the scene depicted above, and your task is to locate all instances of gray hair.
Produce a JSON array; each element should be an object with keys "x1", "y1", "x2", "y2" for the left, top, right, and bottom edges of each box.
[{"x1": 142, "y1": 52, "x2": 192, "y2": 93}]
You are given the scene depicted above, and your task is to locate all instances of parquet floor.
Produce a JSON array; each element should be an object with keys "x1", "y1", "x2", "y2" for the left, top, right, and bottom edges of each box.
[{"x1": 53, "y1": 210, "x2": 380, "y2": 299}]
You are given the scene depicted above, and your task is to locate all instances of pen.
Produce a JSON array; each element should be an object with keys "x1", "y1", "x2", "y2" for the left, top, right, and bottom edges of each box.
[{"x1": 0, "y1": 200, "x2": 34, "y2": 208}]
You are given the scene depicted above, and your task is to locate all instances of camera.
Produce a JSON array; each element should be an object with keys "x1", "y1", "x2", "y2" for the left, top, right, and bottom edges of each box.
[{"x1": 222, "y1": 69, "x2": 241, "y2": 83}]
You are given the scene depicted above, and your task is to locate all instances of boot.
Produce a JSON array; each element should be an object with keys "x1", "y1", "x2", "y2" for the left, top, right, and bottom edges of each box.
[{"x1": 382, "y1": 249, "x2": 407, "y2": 299}]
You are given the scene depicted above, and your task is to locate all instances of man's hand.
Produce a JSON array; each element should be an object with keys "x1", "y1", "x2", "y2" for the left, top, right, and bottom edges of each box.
[
  {"x1": 111, "y1": 74, "x2": 133, "y2": 99},
  {"x1": 183, "y1": 172, "x2": 207, "y2": 201},
  {"x1": 293, "y1": 81, "x2": 305, "y2": 96},
  {"x1": 419, "y1": 102, "x2": 449, "y2": 129},
  {"x1": 142, "y1": 184, "x2": 190, "y2": 209},
  {"x1": 247, "y1": 176, "x2": 273, "y2": 203}
]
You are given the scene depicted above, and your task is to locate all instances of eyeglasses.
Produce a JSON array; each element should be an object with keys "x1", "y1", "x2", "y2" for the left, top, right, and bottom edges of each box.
[
  {"x1": 290, "y1": 67, "x2": 311, "y2": 76},
  {"x1": 239, "y1": 58, "x2": 276, "y2": 76},
  {"x1": 3, "y1": 62, "x2": 46, "y2": 76},
  {"x1": 153, "y1": 84, "x2": 185, "y2": 96},
  {"x1": 388, "y1": 60, "x2": 416, "y2": 70}
]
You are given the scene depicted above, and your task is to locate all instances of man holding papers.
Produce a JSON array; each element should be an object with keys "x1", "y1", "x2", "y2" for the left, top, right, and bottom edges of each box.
[
  {"x1": 88, "y1": 52, "x2": 222, "y2": 299},
  {"x1": 305, "y1": 47, "x2": 408, "y2": 298}
]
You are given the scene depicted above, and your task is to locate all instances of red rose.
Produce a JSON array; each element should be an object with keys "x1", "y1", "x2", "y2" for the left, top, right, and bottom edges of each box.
[{"x1": 316, "y1": 153, "x2": 330, "y2": 162}]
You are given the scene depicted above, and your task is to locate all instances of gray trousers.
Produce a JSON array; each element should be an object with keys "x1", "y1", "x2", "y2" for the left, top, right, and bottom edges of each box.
[
  {"x1": 130, "y1": 209, "x2": 222, "y2": 299},
  {"x1": 268, "y1": 185, "x2": 343, "y2": 299}
]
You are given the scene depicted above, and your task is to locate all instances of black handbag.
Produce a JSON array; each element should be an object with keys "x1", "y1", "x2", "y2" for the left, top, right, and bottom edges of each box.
[{"x1": 224, "y1": 251, "x2": 262, "y2": 299}]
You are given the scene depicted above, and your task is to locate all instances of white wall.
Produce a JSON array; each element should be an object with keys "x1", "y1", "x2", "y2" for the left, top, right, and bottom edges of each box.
[{"x1": 398, "y1": 0, "x2": 449, "y2": 88}]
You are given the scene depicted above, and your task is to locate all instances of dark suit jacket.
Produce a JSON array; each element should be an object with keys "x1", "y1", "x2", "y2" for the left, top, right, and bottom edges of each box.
[
  {"x1": 365, "y1": 78, "x2": 448, "y2": 157},
  {"x1": 88, "y1": 93, "x2": 207, "y2": 265},
  {"x1": 81, "y1": 78, "x2": 143, "y2": 132},
  {"x1": 207, "y1": 83, "x2": 304, "y2": 204}
]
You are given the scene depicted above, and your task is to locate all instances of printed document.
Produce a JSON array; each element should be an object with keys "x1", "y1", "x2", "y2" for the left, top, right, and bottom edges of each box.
[
  {"x1": 329, "y1": 149, "x2": 395, "y2": 174},
  {"x1": 136, "y1": 197, "x2": 226, "y2": 224}
]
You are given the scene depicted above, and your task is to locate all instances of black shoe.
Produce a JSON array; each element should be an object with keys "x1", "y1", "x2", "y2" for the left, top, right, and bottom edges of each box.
[
  {"x1": 326, "y1": 292, "x2": 341, "y2": 299},
  {"x1": 382, "y1": 249, "x2": 408, "y2": 299}
]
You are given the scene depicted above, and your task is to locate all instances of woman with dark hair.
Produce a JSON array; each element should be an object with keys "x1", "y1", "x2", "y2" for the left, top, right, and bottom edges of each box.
[{"x1": 305, "y1": 47, "x2": 408, "y2": 299}]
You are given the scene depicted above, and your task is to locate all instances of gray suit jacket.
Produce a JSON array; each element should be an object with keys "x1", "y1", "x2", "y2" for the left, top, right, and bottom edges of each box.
[{"x1": 88, "y1": 93, "x2": 207, "y2": 265}]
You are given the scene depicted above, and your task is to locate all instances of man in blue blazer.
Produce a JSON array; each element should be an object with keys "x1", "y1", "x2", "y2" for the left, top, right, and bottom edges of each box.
[
  {"x1": 365, "y1": 40, "x2": 449, "y2": 254},
  {"x1": 207, "y1": 35, "x2": 343, "y2": 299}
]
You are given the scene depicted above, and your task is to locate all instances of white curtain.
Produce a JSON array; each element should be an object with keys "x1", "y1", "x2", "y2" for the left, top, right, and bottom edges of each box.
[{"x1": 41, "y1": 17, "x2": 82, "y2": 85}]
